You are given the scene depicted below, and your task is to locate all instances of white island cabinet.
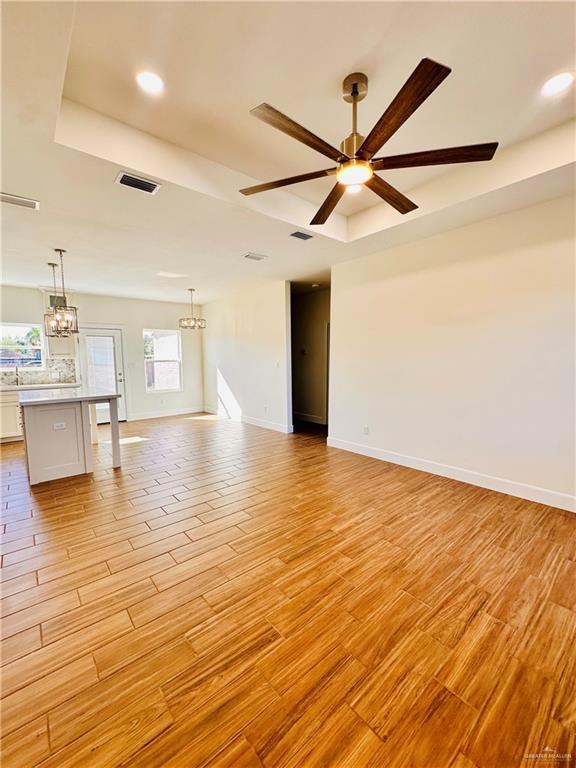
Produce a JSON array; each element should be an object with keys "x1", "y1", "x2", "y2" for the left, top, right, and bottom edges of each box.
[
  {"x1": 0, "y1": 391, "x2": 23, "y2": 440},
  {"x1": 1, "y1": 384, "x2": 79, "y2": 442},
  {"x1": 19, "y1": 387, "x2": 121, "y2": 485}
]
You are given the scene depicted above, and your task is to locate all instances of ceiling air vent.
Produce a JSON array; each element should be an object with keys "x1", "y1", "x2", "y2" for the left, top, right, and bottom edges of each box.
[
  {"x1": 243, "y1": 252, "x2": 267, "y2": 261},
  {"x1": 115, "y1": 172, "x2": 161, "y2": 195},
  {"x1": 290, "y1": 231, "x2": 313, "y2": 240},
  {"x1": 0, "y1": 192, "x2": 39, "y2": 210}
]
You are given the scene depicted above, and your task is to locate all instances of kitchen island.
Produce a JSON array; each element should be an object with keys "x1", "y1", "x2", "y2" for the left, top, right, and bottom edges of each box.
[{"x1": 19, "y1": 387, "x2": 121, "y2": 485}]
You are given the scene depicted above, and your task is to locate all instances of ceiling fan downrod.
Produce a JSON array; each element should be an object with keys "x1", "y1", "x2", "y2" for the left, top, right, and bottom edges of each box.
[{"x1": 340, "y1": 72, "x2": 368, "y2": 157}]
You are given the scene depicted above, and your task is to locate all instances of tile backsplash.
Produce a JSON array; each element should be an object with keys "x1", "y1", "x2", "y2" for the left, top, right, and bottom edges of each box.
[{"x1": 0, "y1": 358, "x2": 78, "y2": 387}]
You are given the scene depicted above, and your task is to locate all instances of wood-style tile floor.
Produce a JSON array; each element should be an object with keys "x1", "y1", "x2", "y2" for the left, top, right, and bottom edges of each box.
[{"x1": 1, "y1": 414, "x2": 575, "y2": 768}]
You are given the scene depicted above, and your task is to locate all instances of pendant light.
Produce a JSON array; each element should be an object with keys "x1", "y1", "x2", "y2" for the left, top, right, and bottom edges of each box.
[
  {"x1": 43, "y1": 249, "x2": 79, "y2": 337},
  {"x1": 179, "y1": 288, "x2": 206, "y2": 330}
]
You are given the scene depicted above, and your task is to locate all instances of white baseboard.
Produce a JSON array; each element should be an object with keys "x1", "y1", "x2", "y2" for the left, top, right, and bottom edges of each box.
[
  {"x1": 326, "y1": 437, "x2": 575, "y2": 513},
  {"x1": 202, "y1": 409, "x2": 293, "y2": 433},
  {"x1": 127, "y1": 406, "x2": 206, "y2": 421},
  {"x1": 242, "y1": 415, "x2": 293, "y2": 434}
]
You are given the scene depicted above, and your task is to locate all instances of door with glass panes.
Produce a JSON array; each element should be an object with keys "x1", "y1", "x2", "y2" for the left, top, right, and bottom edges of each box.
[{"x1": 78, "y1": 328, "x2": 127, "y2": 422}]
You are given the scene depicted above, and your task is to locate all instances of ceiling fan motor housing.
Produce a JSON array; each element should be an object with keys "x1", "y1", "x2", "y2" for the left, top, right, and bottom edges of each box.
[{"x1": 340, "y1": 131, "x2": 365, "y2": 157}]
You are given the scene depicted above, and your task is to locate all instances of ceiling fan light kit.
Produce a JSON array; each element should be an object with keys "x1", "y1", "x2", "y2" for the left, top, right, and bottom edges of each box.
[
  {"x1": 336, "y1": 159, "x2": 373, "y2": 185},
  {"x1": 240, "y1": 58, "x2": 499, "y2": 225}
]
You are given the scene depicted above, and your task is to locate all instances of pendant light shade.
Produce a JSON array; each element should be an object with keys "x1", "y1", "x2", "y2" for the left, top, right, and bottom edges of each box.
[
  {"x1": 44, "y1": 249, "x2": 79, "y2": 337},
  {"x1": 179, "y1": 288, "x2": 206, "y2": 330}
]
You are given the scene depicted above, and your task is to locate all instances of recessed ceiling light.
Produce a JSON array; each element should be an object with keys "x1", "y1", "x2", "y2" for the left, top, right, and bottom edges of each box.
[
  {"x1": 136, "y1": 71, "x2": 164, "y2": 95},
  {"x1": 156, "y1": 271, "x2": 188, "y2": 278},
  {"x1": 346, "y1": 185, "x2": 363, "y2": 195},
  {"x1": 541, "y1": 72, "x2": 574, "y2": 97}
]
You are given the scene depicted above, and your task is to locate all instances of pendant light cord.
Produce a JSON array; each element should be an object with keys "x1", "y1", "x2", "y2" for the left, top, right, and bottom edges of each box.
[
  {"x1": 50, "y1": 263, "x2": 57, "y2": 295},
  {"x1": 58, "y1": 251, "x2": 67, "y2": 303}
]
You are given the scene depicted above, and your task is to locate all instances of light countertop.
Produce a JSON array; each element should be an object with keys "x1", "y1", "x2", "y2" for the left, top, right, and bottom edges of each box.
[
  {"x1": 19, "y1": 387, "x2": 121, "y2": 406},
  {"x1": 1, "y1": 383, "x2": 79, "y2": 393}
]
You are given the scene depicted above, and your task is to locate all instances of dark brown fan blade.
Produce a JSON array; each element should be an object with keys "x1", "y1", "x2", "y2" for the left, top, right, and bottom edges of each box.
[
  {"x1": 373, "y1": 143, "x2": 498, "y2": 170},
  {"x1": 251, "y1": 104, "x2": 345, "y2": 163},
  {"x1": 310, "y1": 183, "x2": 346, "y2": 225},
  {"x1": 239, "y1": 167, "x2": 337, "y2": 196},
  {"x1": 365, "y1": 175, "x2": 418, "y2": 215},
  {"x1": 357, "y1": 59, "x2": 451, "y2": 161}
]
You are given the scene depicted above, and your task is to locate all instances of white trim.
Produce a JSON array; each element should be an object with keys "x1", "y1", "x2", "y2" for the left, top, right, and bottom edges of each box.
[
  {"x1": 242, "y1": 415, "x2": 293, "y2": 434},
  {"x1": 201, "y1": 409, "x2": 293, "y2": 433},
  {"x1": 326, "y1": 437, "x2": 575, "y2": 513},
  {"x1": 127, "y1": 406, "x2": 205, "y2": 421}
]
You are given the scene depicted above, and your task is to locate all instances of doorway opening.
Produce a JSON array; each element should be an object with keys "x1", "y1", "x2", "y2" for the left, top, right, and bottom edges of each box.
[
  {"x1": 290, "y1": 282, "x2": 330, "y2": 437},
  {"x1": 78, "y1": 327, "x2": 127, "y2": 423}
]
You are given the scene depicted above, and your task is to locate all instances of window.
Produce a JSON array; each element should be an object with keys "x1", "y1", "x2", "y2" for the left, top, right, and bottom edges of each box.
[
  {"x1": 143, "y1": 329, "x2": 182, "y2": 392},
  {"x1": 0, "y1": 323, "x2": 44, "y2": 368}
]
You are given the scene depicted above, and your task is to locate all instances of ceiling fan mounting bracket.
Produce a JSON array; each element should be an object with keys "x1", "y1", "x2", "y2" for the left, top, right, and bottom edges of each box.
[{"x1": 342, "y1": 72, "x2": 368, "y2": 103}]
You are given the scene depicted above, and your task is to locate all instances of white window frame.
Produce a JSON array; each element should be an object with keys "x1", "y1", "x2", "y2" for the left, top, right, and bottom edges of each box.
[
  {"x1": 143, "y1": 328, "x2": 183, "y2": 393},
  {"x1": 0, "y1": 322, "x2": 46, "y2": 371}
]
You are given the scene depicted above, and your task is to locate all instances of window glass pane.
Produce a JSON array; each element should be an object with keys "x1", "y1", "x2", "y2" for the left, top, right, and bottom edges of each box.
[
  {"x1": 143, "y1": 331, "x2": 154, "y2": 359},
  {"x1": 143, "y1": 329, "x2": 182, "y2": 392},
  {"x1": 86, "y1": 335, "x2": 116, "y2": 391},
  {"x1": 145, "y1": 360, "x2": 181, "y2": 391},
  {"x1": 143, "y1": 329, "x2": 179, "y2": 361},
  {"x1": 0, "y1": 324, "x2": 44, "y2": 368},
  {"x1": 155, "y1": 332, "x2": 179, "y2": 360}
]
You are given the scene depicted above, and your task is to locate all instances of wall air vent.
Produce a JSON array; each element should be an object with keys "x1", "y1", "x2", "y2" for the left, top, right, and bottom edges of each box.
[
  {"x1": 0, "y1": 192, "x2": 40, "y2": 210},
  {"x1": 115, "y1": 172, "x2": 161, "y2": 195},
  {"x1": 242, "y1": 252, "x2": 267, "y2": 261},
  {"x1": 290, "y1": 231, "x2": 313, "y2": 240}
]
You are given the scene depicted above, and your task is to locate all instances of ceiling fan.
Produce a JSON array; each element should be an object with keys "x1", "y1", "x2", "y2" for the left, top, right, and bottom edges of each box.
[{"x1": 240, "y1": 58, "x2": 499, "y2": 225}]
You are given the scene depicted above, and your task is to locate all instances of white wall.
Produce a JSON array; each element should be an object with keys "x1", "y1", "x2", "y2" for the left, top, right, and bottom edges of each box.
[
  {"x1": 329, "y1": 195, "x2": 575, "y2": 512},
  {"x1": 291, "y1": 288, "x2": 330, "y2": 425},
  {"x1": 0, "y1": 286, "x2": 204, "y2": 420},
  {"x1": 202, "y1": 280, "x2": 292, "y2": 432}
]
